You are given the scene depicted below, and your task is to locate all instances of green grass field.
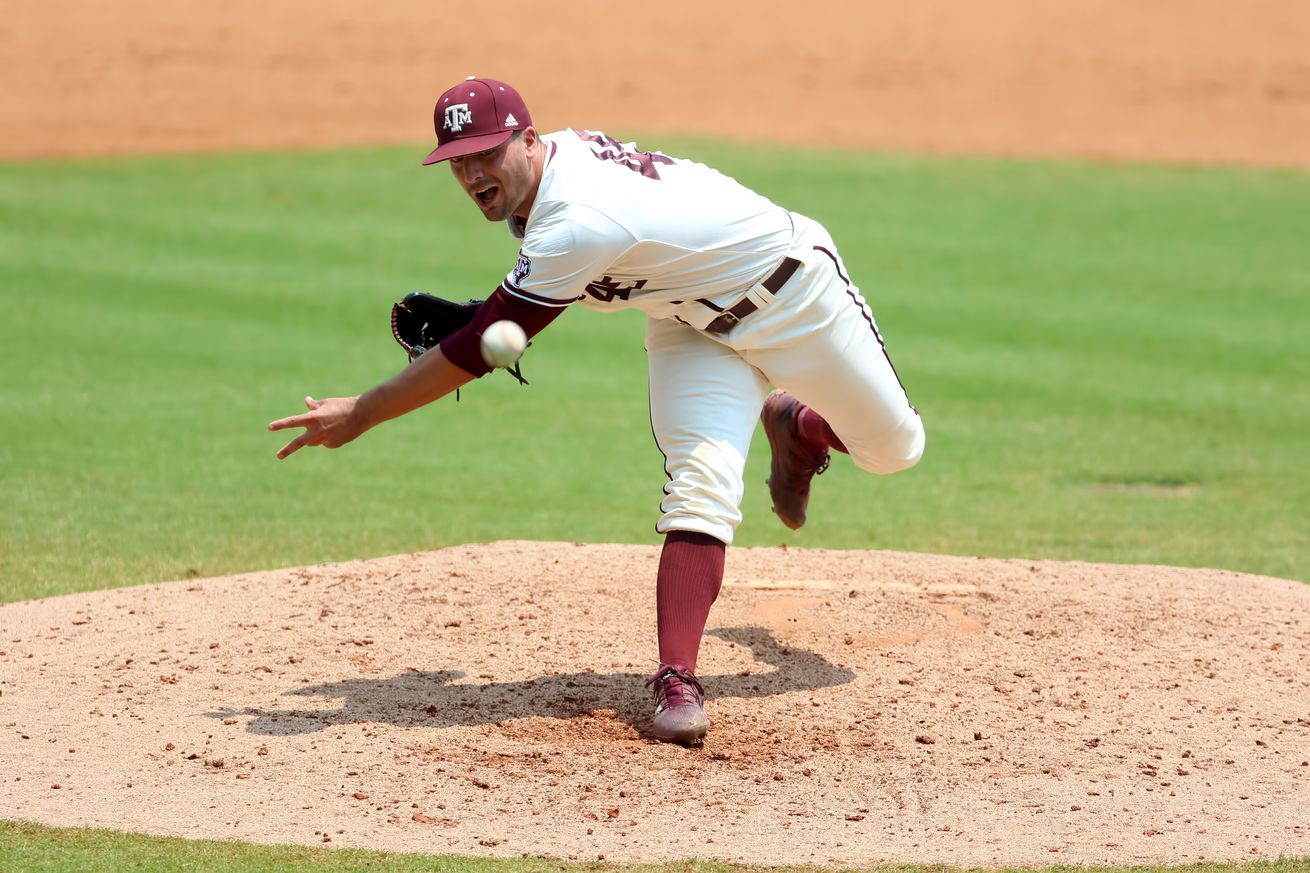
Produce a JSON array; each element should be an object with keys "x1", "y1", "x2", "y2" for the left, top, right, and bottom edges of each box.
[
  {"x1": 4, "y1": 821, "x2": 1310, "y2": 873},
  {"x1": 7, "y1": 821, "x2": 1309, "y2": 873},
  {"x1": 3, "y1": 140, "x2": 1308, "y2": 599},
  {"x1": 1, "y1": 140, "x2": 1308, "y2": 870}
]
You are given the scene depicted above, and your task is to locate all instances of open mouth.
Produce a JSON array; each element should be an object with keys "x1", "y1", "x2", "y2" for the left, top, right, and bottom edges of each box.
[{"x1": 474, "y1": 184, "x2": 499, "y2": 207}]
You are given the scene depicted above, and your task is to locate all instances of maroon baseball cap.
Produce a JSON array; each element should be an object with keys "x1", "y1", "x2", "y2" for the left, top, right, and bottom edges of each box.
[{"x1": 422, "y1": 77, "x2": 532, "y2": 165}]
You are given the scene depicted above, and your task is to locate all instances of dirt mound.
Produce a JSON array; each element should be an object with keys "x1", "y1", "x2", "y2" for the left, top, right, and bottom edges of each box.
[
  {"x1": 3, "y1": 0, "x2": 1309, "y2": 166},
  {"x1": 2, "y1": 542, "x2": 1306, "y2": 866}
]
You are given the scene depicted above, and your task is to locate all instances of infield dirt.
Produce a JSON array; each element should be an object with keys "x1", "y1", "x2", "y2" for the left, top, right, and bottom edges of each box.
[{"x1": 4, "y1": 0, "x2": 1310, "y2": 167}]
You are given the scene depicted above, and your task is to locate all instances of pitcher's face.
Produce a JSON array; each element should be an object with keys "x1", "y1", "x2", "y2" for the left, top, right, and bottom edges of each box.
[{"x1": 450, "y1": 129, "x2": 540, "y2": 222}]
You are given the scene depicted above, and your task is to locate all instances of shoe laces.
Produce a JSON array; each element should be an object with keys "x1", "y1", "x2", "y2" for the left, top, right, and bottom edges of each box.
[
  {"x1": 645, "y1": 665, "x2": 704, "y2": 713},
  {"x1": 814, "y1": 451, "x2": 831, "y2": 476},
  {"x1": 787, "y1": 420, "x2": 830, "y2": 478},
  {"x1": 787, "y1": 448, "x2": 829, "y2": 491}
]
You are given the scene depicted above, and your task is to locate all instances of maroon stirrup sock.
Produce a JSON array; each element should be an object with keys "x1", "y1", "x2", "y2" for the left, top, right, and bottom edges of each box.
[
  {"x1": 655, "y1": 530, "x2": 726, "y2": 673},
  {"x1": 797, "y1": 405, "x2": 847, "y2": 454}
]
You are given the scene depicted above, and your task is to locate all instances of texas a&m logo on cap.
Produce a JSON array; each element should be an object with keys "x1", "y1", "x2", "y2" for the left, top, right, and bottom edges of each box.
[
  {"x1": 423, "y1": 77, "x2": 534, "y2": 165},
  {"x1": 443, "y1": 103, "x2": 473, "y2": 133}
]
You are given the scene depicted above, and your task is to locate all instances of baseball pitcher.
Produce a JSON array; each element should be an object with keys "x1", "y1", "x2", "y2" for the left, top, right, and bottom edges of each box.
[{"x1": 269, "y1": 77, "x2": 924, "y2": 745}]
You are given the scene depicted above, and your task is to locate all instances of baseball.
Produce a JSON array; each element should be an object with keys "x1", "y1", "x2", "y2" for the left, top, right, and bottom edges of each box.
[{"x1": 480, "y1": 320, "x2": 527, "y2": 368}]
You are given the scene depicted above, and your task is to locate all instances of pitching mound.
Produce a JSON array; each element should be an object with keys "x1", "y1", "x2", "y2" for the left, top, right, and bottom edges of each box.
[{"x1": 1, "y1": 542, "x2": 1307, "y2": 867}]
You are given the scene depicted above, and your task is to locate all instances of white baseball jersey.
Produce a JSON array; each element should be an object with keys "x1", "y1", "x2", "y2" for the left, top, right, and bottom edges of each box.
[
  {"x1": 501, "y1": 129, "x2": 795, "y2": 329},
  {"x1": 480, "y1": 129, "x2": 924, "y2": 544}
]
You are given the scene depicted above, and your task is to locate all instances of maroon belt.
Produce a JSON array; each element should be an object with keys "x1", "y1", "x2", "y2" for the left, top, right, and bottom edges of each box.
[{"x1": 704, "y1": 256, "x2": 802, "y2": 335}]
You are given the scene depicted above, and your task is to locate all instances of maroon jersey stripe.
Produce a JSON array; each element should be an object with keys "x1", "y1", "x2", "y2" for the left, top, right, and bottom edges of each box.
[{"x1": 503, "y1": 281, "x2": 582, "y2": 307}]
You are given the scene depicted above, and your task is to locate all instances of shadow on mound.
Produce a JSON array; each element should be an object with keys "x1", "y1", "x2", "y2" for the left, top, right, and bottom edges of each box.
[{"x1": 206, "y1": 625, "x2": 853, "y2": 739}]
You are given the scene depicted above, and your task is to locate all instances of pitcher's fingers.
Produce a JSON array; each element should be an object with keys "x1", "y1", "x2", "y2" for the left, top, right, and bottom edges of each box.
[
  {"x1": 268, "y1": 411, "x2": 316, "y2": 432},
  {"x1": 304, "y1": 395, "x2": 321, "y2": 410},
  {"x1": 276, "y1": 431, "x2": 315, "y2": 460}
]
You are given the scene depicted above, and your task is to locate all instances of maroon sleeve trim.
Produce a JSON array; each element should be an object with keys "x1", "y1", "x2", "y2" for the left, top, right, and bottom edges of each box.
[{"x1": 439, "y1": 286, "x2": 569, "y2": 378}]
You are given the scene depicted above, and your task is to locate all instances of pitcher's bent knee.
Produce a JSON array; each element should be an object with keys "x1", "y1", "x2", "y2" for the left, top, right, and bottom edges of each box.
[{"x1": 847, "y1": 412, "x2": 926, "y2": 475}]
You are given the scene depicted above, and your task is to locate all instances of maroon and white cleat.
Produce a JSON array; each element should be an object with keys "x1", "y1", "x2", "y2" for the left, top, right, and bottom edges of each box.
[
  {"x1": 760, "y1": 389, "x2": 830, "y2": 530},
  {"x1": 645, "y1": 665, "x2": 709, "y2": 745}
]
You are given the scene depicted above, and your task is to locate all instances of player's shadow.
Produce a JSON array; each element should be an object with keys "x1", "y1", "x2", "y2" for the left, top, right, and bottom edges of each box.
[{"x1": 206, "y1": 626, "x2": 853, "y2": 739}]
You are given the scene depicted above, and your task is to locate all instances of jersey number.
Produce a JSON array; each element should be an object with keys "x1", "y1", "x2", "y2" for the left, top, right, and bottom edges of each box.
[{"x1": 574, "y1": 130, "x2": 674, "y2": 180}]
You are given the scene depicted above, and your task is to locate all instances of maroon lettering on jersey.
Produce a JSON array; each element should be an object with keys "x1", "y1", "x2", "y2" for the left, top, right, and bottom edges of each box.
[
  {"x1": 584, "y1": 276, "x2": 647, "y2": 303},
  {"x1": 573, "y1": 130, "x2": 675, "y2": 180}
]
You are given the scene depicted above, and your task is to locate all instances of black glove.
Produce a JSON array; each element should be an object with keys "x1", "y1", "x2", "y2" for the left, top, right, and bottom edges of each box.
[{"x1": 389, "y1": 292, "x2": 527, "y2": 385}]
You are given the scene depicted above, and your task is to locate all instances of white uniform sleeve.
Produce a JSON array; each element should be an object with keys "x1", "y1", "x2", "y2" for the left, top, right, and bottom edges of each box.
[{"x1": 502, "y1": 201, "x2": 633, "y2": 307}]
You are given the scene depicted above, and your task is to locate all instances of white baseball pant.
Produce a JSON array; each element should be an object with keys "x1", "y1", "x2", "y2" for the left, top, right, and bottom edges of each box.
[{"x1": 647, "y1": 213, "x2": 925, "y2": 543}]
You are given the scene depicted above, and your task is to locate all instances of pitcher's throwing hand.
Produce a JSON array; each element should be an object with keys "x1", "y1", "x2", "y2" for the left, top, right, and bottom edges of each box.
[{"x1": 268, "y1": 395, "x2": 364, "y2": 460}]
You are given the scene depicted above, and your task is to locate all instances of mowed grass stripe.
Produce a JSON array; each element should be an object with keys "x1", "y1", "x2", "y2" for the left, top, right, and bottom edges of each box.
[{"x1": 1, "y1": 143, "x2": 1308, "y2": 605}]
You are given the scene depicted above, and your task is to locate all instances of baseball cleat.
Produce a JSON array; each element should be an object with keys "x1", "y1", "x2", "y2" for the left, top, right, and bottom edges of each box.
[
  {"x1": 645, "y1": 664, "x2": 709, "y2": 745},
  {"x1": 760, "y1": 389, "x2": 830, "y2": 530}
]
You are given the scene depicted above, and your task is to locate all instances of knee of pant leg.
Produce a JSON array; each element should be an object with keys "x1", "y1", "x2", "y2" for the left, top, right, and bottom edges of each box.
[
  {"x1": 656, "y1": 440, "x2": 744, "y2": 545},
  {"x1": 848, "y1": 412, "x2": 926, "y2": 475}
]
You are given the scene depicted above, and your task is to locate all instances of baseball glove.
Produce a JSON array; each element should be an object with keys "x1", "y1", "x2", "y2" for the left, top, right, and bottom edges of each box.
[{"x1": 390, "y1": 292, "x2": 527, "y2": 385}]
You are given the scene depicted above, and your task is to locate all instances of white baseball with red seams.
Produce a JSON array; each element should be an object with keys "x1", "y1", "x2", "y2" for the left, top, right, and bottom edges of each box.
[
  {"x1": 499, "y1": 129, "x2": 925, "y2": 543},
  {"x1": 479, "y1": 319, "x2": 527, "y2": 368}
]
